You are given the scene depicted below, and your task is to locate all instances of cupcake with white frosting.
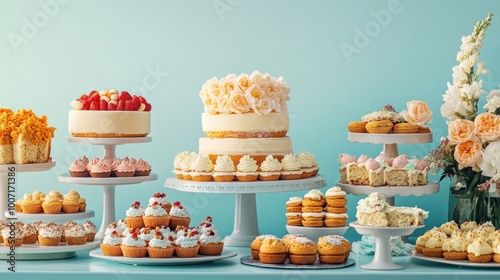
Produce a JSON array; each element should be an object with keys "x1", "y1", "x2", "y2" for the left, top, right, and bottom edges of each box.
[
  {"x1": 100, "y1": 230, "x2": 123, "y2": 256},
  {"x1": 147, "y1": 231, "x2": 175, "y2": 258},
  {"x1": 121, "y1": 232, "x2": 147, "y2": 258},
  {"x1": 280, "y1": 153, "x2": 303, "y2": 180},
  {"x1": 143, "y1": 201, "x2": 169, "y2": 228},
  {"x1": 258, "y1": 155, "x2": 282, "y2": 181},
  {"x1": 190, "y1": 153, "x2": 213, "y2": 182},
  {"x1": 296, "y1": 152, "x2": 318, "y2": 178},
  {"x1": 236, "y1": 154, "x2": 259, "y2": 182},
  {"x1": 199, "y1": 229, "x2": 224, "y2": 255},
  {"x1": 213, "y1": 155, "x2": 236, "y2": 182}
]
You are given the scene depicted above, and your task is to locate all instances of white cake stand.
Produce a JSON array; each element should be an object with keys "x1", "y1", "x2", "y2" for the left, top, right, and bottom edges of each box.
[
  {"x1": 0, "y1": 161, "x2": 56, "y2": 222},
  {"x1": 164, "y1": 175, "x2": 327, "y2": 247},
  {"x1": 350, "y1": 222, "x2": 424, "y2": 270},
  {"x1": 59, "y1": 136, "x2": 158, "y2": 240}
]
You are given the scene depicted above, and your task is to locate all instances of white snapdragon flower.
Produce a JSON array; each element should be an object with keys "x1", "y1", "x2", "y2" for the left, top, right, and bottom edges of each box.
[
  {"x1": 484, "y1": 89, "x2": 500, "y2": 113},
  {"x1": 452, "y1": 65, "x2": 469, "y2": 85},
  {"x1": 478, "y1": 142, "x2": 500, "y2": 177},
  {"x1": 476, "y1": 61, "x2": 488, "y2": 76},
  {"x1": 462, "y1": 80, "x2": 485, "y2": 100}
]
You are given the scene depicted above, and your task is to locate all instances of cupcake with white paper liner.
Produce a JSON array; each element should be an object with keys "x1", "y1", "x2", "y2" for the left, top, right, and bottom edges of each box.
[
  {"x1": 280, "y1": 153, "x2": 303, "y2": 180},
  {"x1": 212, "y1": 155, "x2": 236, "y2": 182},
  {"x1": 190, "y1": 153, "x2": 213, "y2": 182},
  {"x1": 236, "y1": 154, "x2": 259, "y2": 182},
  {"x1": 258, "y1": 154, "x2": 282, "y2": 181}
]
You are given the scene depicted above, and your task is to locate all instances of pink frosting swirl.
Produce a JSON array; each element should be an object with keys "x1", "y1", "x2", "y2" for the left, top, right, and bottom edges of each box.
[
  {"x1": 392, "y1": 154, "x2": 409, "y2": 168},
  {"x1": 80, "y1": 156, "x2": 89, "y2": 165},
  {"x1": 91, "y1": 159, "x2": 111, "y2": 173},
  {"x1": 111, "y1": 158, "x2": 122, "y2": 171},
  {"x1": 86, "y1": 157, "x2": 100, "y2": 172},
  {"x1": 413, "y1": 158, "x2": 430, "y2": 171},
  {"x1": 134, "y1": 158, "x2": 151, "y2": 171},
  {"x1": 69, "y1": 159, "x2": 86, "y2": 172},
  {"x1": 338, "y1": 154, "x2": 356, "y2": 165},
  {"x1": 116, "y1": 160, "x2": 135, "y2": 173}
]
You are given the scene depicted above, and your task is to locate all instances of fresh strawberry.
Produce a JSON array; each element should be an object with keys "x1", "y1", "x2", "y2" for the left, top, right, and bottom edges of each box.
[
  {"x1": 78, "y1": 94, "x2": 89, "y2": 101},
  {"x1": 89, "y1": 90, "x2": 98, "y2": 95},
  {"x1": 116, "y1": 100, "x2": 125, "y2": 111},
  {"x1": 99, "y1": 99, "x2": 108, "y2": 110},
  {"x1": 173, "y1": 201, "x2": 181, "y2": 207},
  {"x1": 90, "y1": 92, "x2": 101, "y2": 102},
  {"x1": 132, "y1": 96, "x2": 141, "y2": 110},
  {"x1": 119, "y1": 91, "x2": 132, "y2": 101},
  {"x1": 145, "y1": 103, "x2": 152, "y2": 111},
  {"x1": 108, "y1": 102, "x2": 117, "y2": 111},
  {"x1": 139, "y1": 96, "x2": 147, "y2": 104},
  {"x1": 125, "y1": 100, "x2": 134, "y2": 111},
  {"x1": 90, "y1": 101, "x2": 99, "y2": 110},
  {"x1": 82, "y1": 99, "x2": 91, "y2": 110}
]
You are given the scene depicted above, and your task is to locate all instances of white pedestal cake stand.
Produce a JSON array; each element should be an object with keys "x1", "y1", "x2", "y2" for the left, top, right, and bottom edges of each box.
[
  {"x1": 58, "y1": 137, "x2": 158, "y2": 240},
  {"x1": 350, "y1": 222, "x2": 424, "y2": 270},
  {"x1": 165, "y1": 175, "x2": 327, "y2": 247},
  {"x1": 0, "y1": 161, "x2": 56, "y2": 222}
]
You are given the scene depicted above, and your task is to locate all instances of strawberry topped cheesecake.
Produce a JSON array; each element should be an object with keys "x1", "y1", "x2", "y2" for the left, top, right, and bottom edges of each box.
[{"x1": 68, "y1": 90, "x2": 151, "y2": 138}]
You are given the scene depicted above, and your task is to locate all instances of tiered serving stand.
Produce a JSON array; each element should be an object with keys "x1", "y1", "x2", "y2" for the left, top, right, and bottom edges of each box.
[
  {"x1": 339, "y1": 132, "x2": 439, "y2": 270},
  {"x1": 0, "y1": 161, "x2": 99, "y2": 260},
  {"x1": 58, "y1": 137, "x2": 158, "y2": 240},
  {"x1": 165, "y1": 175, "x2": 327, "y2": 247}
]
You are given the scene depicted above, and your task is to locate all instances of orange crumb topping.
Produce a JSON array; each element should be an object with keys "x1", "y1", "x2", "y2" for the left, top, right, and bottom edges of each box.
[{"x1": 0, "y1": 108, "x2": 56, "y2": 145}]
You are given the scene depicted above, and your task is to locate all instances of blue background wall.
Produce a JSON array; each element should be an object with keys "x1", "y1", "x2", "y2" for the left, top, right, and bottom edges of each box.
[{"x1": 2, "y1": 0, "x2": 500, "y2": 240}]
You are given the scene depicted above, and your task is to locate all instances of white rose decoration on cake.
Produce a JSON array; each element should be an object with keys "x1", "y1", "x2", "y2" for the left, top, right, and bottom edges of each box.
[{"x1": 400, "y1": 100, "x2": 433, "y2": 127}]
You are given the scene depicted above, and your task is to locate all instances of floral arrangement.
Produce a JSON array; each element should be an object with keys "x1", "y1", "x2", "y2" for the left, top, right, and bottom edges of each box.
[
  {"x1": 199, "y1": 71, "x2": 290, "y2": 115},
  {"x1": 428, "y1": 13, "x2": 500, "y2": 227}
]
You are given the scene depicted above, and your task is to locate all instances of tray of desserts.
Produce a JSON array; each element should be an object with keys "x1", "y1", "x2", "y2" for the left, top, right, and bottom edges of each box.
[
  {"x1": 240, "y1": 255, "x2": 355, "y2": 269},
  {"x1": 409, "y1": 220, "x2": 500, "y2": 267},
  {"x1": 407, "y1": 251, "x2": 500, "y2": 268},
  {"x1": 285, "y1": 225, "x2": 349, "y2": 242},
  {"x1": 246, "y1": 233, "x2": 354, "y2": 269},
  {"x1": 0, "y1": 240, "x2": 101, "y2": 260},
  {"x1": 89, "y1": 248, "x2": 237, "y2": 266}
]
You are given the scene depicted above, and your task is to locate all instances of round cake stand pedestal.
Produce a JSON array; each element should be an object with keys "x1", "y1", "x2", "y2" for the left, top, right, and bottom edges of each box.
[
  {"x1": 165, "y1": 176, "x2": 327, "y2": 247},
  {"x1": 350, "y1": 222, "x2": 423, "y2": 270}
]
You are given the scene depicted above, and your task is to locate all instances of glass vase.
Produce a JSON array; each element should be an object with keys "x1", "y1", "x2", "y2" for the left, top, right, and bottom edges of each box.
[{"x1": 449, "y1": 189, "x2": 500, "y2": 229}]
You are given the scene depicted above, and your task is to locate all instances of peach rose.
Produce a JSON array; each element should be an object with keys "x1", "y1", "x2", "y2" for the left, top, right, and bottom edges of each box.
[
  {"x1": 229, "y1": 89, "x2": 251, "y2": 114},
  {"x1": 454, "y1": 138, "x2": 483, "y2": 170},
  {"x1": 253, "y1": 97, "x2": 275, "y2": 115},
  {"x1": 400, "y1": 100, "x2": 433, "y2": 126},
  {"x1": 447, "y1": 119, "x2": 475, "y2": 144},
  {"x1": 474, "y1": 112, "x2": 500, "y2": 141},
  {"x1": 219, "y1": 74, "x2": 237, "y2": 96},
  {"x1": 236, "y1": 73, "x2": 253, "y2": 92}
]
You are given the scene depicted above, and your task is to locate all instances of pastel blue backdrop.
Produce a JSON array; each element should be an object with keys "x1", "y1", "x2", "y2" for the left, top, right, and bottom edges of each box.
[{"x1": 2, "y1": 0, "x2": 500, "y2": 240}]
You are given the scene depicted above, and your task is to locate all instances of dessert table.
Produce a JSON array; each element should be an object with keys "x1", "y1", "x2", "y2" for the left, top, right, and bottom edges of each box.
[{"x1": 2, "y1": 246, "x2": 499, "y2": 280}]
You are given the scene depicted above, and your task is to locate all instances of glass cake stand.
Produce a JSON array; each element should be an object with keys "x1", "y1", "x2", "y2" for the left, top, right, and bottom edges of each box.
[
  {"x1": 350, "y1": 222, "x2": 424, "y2": 270},
  {"x1": 164, "y1": 175, "x2": 327, "y2": 247}
]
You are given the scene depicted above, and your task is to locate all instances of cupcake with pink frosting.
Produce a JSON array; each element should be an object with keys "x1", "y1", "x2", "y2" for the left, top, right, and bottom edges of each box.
[
  {"x1": 90, "y1": 159, "x2": 112, "y2": 178},
  {"x1": 110, "y1": 158, "x2": 122, "y2": 177},
  {"x1": 133, "y1": 158, "x2": 151, "y2": 176},
  {"x1": 68, "y1": 159, "x2": 89, "y2": 177},
  {"x1": 115, "y1": 158, "x2": 136, "y2": 177}
]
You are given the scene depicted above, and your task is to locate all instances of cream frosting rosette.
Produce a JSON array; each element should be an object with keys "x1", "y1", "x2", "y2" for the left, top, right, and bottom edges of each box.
[{"x1": 236, "y1": 155, "x2": 258, "y2": 172}]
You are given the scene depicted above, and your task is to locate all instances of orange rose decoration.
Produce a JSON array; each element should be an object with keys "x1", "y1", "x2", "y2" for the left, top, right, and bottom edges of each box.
[
  {"x1": 474, "y1": 112, "x2": 500, "y2": 141},
  {"x1": 447, "y1": 119, "x2": 475, "y2": 144}
]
